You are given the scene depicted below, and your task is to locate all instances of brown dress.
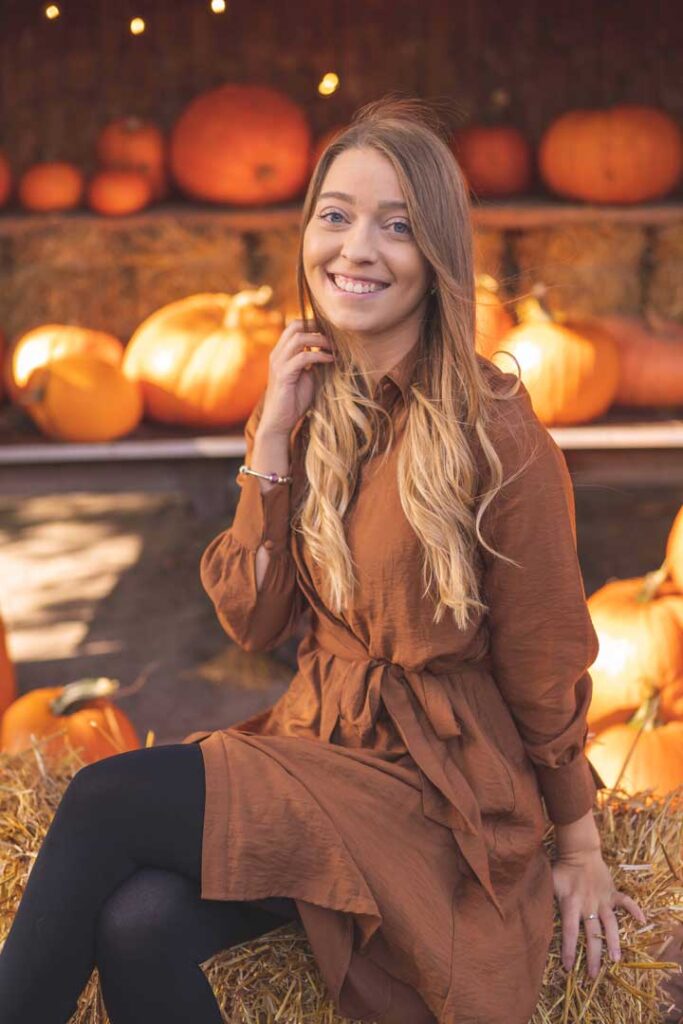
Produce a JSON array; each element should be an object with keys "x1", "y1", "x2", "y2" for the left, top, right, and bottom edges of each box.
[{"x1": 181, "y1": 346, "x2": 606, "y2": 1024}]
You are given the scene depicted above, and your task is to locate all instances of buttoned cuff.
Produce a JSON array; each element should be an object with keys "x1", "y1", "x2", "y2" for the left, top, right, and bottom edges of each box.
[
  {"x1": 535, "y1": 752, "x2": 607, "y2": 826},
  {"x1": 229, "y1": 472, "x2": 292, "y2": 553}
]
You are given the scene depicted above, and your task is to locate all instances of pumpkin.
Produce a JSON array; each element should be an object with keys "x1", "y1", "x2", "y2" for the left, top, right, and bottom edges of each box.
[
  {"x1": 169, "y1": 83, "x2": 312, "y2": 205},
  {"x1": 5, "y1": 324, "x2": 124, "y2": 403},
  {"x1": 18, "y1": 161, "x2": 84, "y2": 212},
  {"x1": 586, "y1": 572, "x2": 683, "y2": 734},
  {"x1": 0, "y1": 329, "x2": 6, "y2": 404},
  {"x1": 0, "y1": 610, "x2": 18, "y2": 718},
  {"x1": 310, "y1": 124, "x2": 347, "y2": 173},
  {"x1": 474, "y1": 275, "x2": 515, "y2": 359},
  {"x1": 666, "y1": 506, "x2": 683, "y2": 593},
  {"x1": 452, "y1": 125, "x2": 532, "y2": 198},
  {"x1": 0, "y1": 677, "x2": 140, "y2": 765},
  {"x1": 95, "y1": 116, "x2": 168, "y2": 201},
  {"x1": 122, "y1": 286, "x2": 282, "y2": 427},
  {"x1": 0, "y1": 150, "x2": 11, "y2": 207},
  {"x1": 538, "y1": 105, "x2": 683, "y2": 204},
  {"x1": 20, "y1": 354, "x2": 144, "y2": 442},
  {"x1": 586, "y1": 691, "x2": 683, "y2": 798},
  {"x1": 583, "y1": 314, "x2": 683, "y2": 407},
  {"x1": 86, "y1": 167, "x2": 153, "y2": 216},
  {"x1": 491, "y1": 288, "x2": 620, "y2": 424}
]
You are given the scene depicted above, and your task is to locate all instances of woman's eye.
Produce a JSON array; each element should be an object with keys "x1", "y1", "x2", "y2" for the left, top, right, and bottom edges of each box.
[
  {"x1": 389, "y1": 221, "x2": 412, "y2": 235},
  {"x1": 319, "y1": 211, "x2": 345, "y2": 224}
]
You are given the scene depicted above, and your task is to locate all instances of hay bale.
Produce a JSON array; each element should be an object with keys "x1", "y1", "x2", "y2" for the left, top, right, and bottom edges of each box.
[
  {"x1": 512, "y1": 224, "x2": 647, "y2": 318},
  {"x1": 0, "y1": 739, "x2": 680, "y2": 1024},
  {"x1": 255, "y1": 226, "x2": 305, "y2": 322},
  {"x1": 647, "y1": 224, "x2": 683, "y2": 324}
]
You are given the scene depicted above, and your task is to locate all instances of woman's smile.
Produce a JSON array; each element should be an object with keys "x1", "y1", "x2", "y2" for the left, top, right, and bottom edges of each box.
[{"x1": 325, "y1": 270, "x2": 392, "y2": 299}]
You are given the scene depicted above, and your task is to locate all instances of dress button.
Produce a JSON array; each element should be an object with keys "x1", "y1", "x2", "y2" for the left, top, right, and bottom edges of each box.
[{"x1": 263, "y1": 539, "x2": 275, "y2": 550}]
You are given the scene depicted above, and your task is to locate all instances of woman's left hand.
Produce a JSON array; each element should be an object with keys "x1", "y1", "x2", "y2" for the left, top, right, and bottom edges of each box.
[{"x1": 551, "y1": 847, "x2": 647, "y2": 978}]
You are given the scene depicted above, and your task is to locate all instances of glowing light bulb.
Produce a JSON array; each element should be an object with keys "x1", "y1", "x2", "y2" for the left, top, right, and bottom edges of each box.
[
  {"x1": 130, "y1": 17, "x2": 146, "y2": 35},
  {"x1": 44, "y1": 3, "x2": 60, "y2": 18},
  {"x1": 318, "y1": 72, "x2": 340, "y2": 97},
  {"x1": 210, "y1": 0, "x2": 227, "y2": 11}
]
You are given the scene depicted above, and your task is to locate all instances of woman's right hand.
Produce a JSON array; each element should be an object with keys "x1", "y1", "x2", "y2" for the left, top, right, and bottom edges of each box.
[{"x1": 258, "y1": 318, "x2": 335, "y2": 437}]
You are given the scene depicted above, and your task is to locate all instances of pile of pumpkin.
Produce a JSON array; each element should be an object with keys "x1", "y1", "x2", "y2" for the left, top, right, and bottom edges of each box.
[
  {"x1": 0, "y1": 84, "x2": 680, "y2": 214},
  {"x1": 475, "y1": 278, "x2": 683, "y2": 424}
]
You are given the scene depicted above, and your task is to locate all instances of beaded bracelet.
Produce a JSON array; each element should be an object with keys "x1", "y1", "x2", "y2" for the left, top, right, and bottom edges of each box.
[{"x1": 238, "y1": 464, "x2": 293, "y2": 485}]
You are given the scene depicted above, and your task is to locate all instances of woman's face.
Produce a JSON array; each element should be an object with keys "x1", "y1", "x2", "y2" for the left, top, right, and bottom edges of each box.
[{"x1": 303, "y1": 147, "x2": 432, "y2": 354}]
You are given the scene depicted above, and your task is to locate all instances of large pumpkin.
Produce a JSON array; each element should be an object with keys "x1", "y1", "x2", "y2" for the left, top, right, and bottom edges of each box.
[
  {"x1": 666, "y1": 506, "x2": 683, "y2": 593},
  {"x1": 18, "y1": 161, "x2": 84, "y2": 212},
  {"x1": 452, "y1": 125, "x2": 532, "y2": 198},
  {"x1": 169, "y1": 83, "x2": 312, "y2": 205},
  {"x1": 5, "y1": 325, "x2": 124, "y2": 403},
  {"x1": 0, "y1": 610, "x2": 18, "y2": 718},
  {"x1": 539, "y1": 105, "x2": 683, "y2": 204},
  {"x1": 122, "y1": 286, "x2": 282, "y2": 427},
  {"x1": 586, "y1": 573, "x2": 683, "y2": 733},
  {"x1": 0, "y1": 678, "x2": 140, "y2": 765},
  {"x1": 586, "y1": 314, "x2": 683, "y2": 407},
  {"x1": 86, "y1": 168, "x2": 153, "y2": 216},
  {"x1": 0, "y1": 150, "x2": 11, "y2": 207},
  {"x1": 95, "y1": 116, "x2": 168, "y2": 201},
  {"x1": 474, "y1": 275, "x2": 515, "y2": 359},
  {"x1": 21, "y1": 354, "x2": 143, "y2": 442},
  {"x1": 491, "y1": 291, "x2": 620, "y2": 424}
]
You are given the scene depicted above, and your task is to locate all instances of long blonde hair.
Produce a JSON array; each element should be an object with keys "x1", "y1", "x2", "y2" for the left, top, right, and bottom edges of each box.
[{"x1": 293, "y1": 95, "x2": 535, "y2": 631}]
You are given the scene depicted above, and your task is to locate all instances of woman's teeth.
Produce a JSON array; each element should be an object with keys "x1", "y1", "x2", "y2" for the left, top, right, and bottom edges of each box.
[{"x1": 329, "y1": 273, "x2": 389, "y2": 295}]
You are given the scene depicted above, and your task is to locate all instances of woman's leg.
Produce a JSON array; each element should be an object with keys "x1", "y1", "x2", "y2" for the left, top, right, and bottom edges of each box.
[
  {"x1": 0, "y1": 741, "x2": 298, "y2": 1024},
  {"x1": 95, "y1": 865, "x2": 297, "y2": 1024}
]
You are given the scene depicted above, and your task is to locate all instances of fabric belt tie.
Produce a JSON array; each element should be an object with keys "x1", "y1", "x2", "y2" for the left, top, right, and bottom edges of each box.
[{"x1": 312, "y1": 622, "x2": 505, "y2": 921}]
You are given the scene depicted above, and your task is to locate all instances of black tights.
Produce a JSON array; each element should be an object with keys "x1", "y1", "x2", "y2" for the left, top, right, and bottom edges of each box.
[{"x1": 0, "y1": 741, "x2": 300, "y2": 1023}]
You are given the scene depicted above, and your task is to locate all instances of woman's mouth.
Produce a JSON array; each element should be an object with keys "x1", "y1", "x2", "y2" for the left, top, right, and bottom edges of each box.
[{"x1": 326, "y1": 271, "x2": 391, "y2": 298}]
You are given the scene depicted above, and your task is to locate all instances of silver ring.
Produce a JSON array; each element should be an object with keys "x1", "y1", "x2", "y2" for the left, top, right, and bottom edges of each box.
[{"x1": 584, "y1": 913, "x2": 599, "y2": 921}]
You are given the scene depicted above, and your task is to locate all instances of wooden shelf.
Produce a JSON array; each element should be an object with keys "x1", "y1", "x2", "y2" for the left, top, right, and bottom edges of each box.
[{"x1": 0, "y1": 197, "x2": 681, "y2": 234}]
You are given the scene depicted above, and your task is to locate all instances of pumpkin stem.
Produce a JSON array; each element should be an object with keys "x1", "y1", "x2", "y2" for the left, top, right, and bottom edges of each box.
[
  {"x1": 224, "y1": 285, "x2": 274, "y2": 329},
  {"x1": 636, "y1": 560, "x2": 670, "y2": 602},
  {"x1": 514, "y1": 282, "x2": 553, "y2": 325},
  {"x1": 476, "y1": 273, "x2": 501, "y2": 293},
  {"x1": 15, "y1": 386, "x2": 46, "y2": 407},
  {"x1": 49, "y1": 677, "x2": 120, "y2": 717}
]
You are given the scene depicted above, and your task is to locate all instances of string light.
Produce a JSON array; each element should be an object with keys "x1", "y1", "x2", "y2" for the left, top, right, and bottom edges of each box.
[
  {"x1": 129, "y1": 17, "x2": 146, "y2": 35},
  {"x1": 44, "y1": 3, "x2": 60, "y2": 18},
  {"x1": 318, "y1": 72, "x2": 340, "y2": 97},
  {"x1": 210, "y1": 0, "x2": 227, "y2": 12}
]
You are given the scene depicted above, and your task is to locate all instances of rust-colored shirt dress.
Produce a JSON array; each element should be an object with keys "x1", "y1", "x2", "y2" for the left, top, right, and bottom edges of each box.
[{"x1": 181, "y1": 347, "x2": 606, "y2": 1024}]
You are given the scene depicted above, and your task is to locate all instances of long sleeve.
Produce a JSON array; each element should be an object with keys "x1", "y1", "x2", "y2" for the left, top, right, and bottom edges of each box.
[
  {"x1": 480, "y1": 381, "x2": 607, "y2": 826},
  {"x1": 200, "y1": 394, "x2": 309, "y2": 653}
]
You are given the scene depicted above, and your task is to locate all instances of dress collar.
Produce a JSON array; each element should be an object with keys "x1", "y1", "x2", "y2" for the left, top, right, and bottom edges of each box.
[{"x1": 374, "y1": 341, "x2": 421, "y2": 402}]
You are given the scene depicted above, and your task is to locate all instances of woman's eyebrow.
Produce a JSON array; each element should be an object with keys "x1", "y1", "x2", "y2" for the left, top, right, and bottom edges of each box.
[{"x1": 318, "y1": 190, "x2": 408, "y2": 210}]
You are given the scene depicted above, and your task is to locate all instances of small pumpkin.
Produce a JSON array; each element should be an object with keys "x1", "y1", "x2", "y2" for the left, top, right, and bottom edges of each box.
[
  {"x1": 18, "y1": 161, "x2": 84, "y2": 212},
  {"x1": 585, "y1": 314, "x2": 683, "y2": 408},
  {"x1": 452, "y1": 125, "x2": 532, "y2": 198},
  {"x1": 169, "y1": 83, "x2": 312, "y2": 205},
  {"x1": 586, "y1": 691, "x2": 683, "y2": 798},
  {"x1": 5, "y1": 324, "x2": 124, "y2": 403},
  {"x1": 491, "y1": 287, "x2": 620, "y2": 424},
  {"x1": 0, "y1": 150, "x2": 12, "y2": 207},
  {"x1": 586, "y1": 572, "x2": 683, "y2": 734},
  {"x1": 20, "y1": 354, "x2": 144, "y2": 442},
  {"x1": 122, "y1": 286, "x2": 283, "y2": 427},
  {"x1": 95, "y1": 116, "x2": 168, "y2": 201},
  {"x1": 539, "y1": 105, "x2": 683, "y2": 204},
  {"x1": 0, "y1": 609, "x2": 18, "y2": 718},
  {"x1": 474, "y1": 275, "x2": 515, "y2": 360},
  {"x1": 86, "y1": 167, "x2": 153, "y2": 216},
  {"x1": 0, "y1": 677, "x2": 141, "y2": 765},
  {"x1": 666, "y1": 506, "x2": 683, "y2": 593}
]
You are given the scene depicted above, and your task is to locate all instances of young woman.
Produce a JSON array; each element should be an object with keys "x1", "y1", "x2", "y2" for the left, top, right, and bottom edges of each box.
[{"x1": 0, "y1": 96, "x2": 645, "y2": 1024}]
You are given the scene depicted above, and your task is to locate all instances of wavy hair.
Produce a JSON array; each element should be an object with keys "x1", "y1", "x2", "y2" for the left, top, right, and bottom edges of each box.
[{"x1": 292, "y1": 94, "x2": 537, "y2": 631}]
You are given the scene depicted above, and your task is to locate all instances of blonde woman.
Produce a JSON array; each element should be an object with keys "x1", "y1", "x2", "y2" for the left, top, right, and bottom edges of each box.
[{"x1": 0, "y1": 96, "x2": 644, "y2": 1024}]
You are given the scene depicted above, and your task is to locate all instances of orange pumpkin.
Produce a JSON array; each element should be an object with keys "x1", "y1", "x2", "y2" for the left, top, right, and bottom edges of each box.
[
  {"x1": 586, "y1": 573, "x2": 683, "y2": 734},
  {"x1": 95, "y1": 116, "x2": 168, "y2": 201},
  {"x1": 21, "y1": 354, "x2": 144, "y2": 442},
  {"x1": 0, "y1": 329, "x2": 6, "y2": 404},
  {"x1": 0, "y1": 150, "x2": 11, "y2": 207},
  {"x1": 474, "y1": 275, "x2": 515, "y2": 359},
  {"x1": 586, "y1": 692, "x2": 683, "y2": 798},
  {"x1": 169, "y1": 83, "x2": 312, "y2": 205},
  {"x1": 0, "y1": 610, "x2": 18, "y2": 718},
  {"x1": 666, "y1": 506, "x2": 683, "y2": 593},
  {"x1": 86, "y1": 167, "x2": 152, "y2": 216},
  {"x1": 310, "y1": 124, "x2": 347, "y2": 173},
  {"x1": 452, "y1": 125, "x2": 532, "y2": 198},
  {"x1": 122, "y1": 287, "x2": 283, "y2": 427},
  {"x1": 18, "y1": 161, "x2": 84, "y2": 212},
  {"x1": 0, "y1": 678, "x2": 141, "y2": 765},
  {"x1": 586, "y1": 314, "x2": 683, "y2": 407},
  {"x1": 5, "y1": 324, "x2": 124, "y2": 403},
  {"x1": 491, "y1": 291, "x2": 620, "y2": 424},
  {"x1": 539, "y1": 105, "x2": 683, "y2": 204}
]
